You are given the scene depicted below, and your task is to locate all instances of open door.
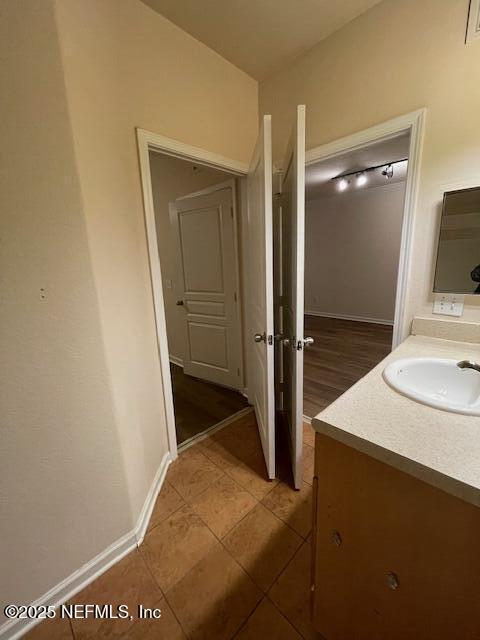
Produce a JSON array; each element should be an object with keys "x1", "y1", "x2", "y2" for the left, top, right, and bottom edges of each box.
[
  {"x1": 170, "y1": 181, "x2": 242, "y2": 391},
  {"x1": 247, "y1": 115, "x2": 275, "y2": 479},
  {"x1": 278, "y1": 105, "x2": 309, "y2": 489}
]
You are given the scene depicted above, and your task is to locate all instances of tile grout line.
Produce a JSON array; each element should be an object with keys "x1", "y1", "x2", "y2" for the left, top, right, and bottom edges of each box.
[
  {"x1": 217, "y1": 509, "x2": 304, "y2": 597},
  {"x1": 230, "y1": 595, "x2": 266, "y2": 639},
  {"x1": 145, "y1": 419, "x2": 313, "y2": 636},
  {"x1": 264, "y1": 592, "x2": 309, "y2": 640},
  {"x1": 266, "y1": 542, "x2": 313, "y2": 640},
  {"x1": 138, "y1": 543, "x2": 190, "y2": 638}
]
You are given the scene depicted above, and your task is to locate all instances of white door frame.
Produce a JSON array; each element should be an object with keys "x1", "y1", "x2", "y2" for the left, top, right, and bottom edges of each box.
[
  {"x1": 305, "y1": 108, "x2": 426, "y2": 348},
  {"x1": 136, "y1": 128, "x2": 247, "y2": 460}
]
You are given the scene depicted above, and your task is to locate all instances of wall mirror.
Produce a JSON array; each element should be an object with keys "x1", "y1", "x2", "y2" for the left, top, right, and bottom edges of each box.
[{"x1": 434, "y1": 187, "x2": 480, "y2": 295}]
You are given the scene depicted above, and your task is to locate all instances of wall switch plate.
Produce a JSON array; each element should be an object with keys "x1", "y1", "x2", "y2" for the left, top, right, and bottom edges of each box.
[
  {"x1": 165, "y1": 278, "x2": 173, "y2": 290},
  {"x1": 433, "y1": 293, "x2": 465, "y2": 317}
]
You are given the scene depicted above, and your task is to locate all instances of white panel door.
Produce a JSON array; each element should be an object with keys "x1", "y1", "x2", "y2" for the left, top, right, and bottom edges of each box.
[
  {"x1": 247, "y1": 115, "x2": 275, "y2": 479},
  {"x1": 172, "y1": 182, "x2": 242, "y2": 390},
  {"x1": 279, "y1": 105, "x2": 308, "y2": 489}
]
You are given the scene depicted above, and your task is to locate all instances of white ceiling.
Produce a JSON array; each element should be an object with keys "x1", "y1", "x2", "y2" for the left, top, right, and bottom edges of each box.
[
  {"x1": 140, "y1": 0, "x2": 382, "y2": 80},
  {"x1": 306, "y1": 134, "x2": 410, "y2": 201}
]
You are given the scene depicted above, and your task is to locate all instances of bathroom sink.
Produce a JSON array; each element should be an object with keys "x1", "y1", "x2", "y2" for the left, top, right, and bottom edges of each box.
[{"x1": 383, "y1": 357, "x2": 480, "y2": 416}]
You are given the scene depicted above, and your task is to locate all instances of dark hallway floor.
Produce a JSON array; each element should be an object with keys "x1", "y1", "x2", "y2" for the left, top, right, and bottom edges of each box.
[
  {"x1": 303, "y1": 315, "x2": 393, "y2": 418},
  {"x1": 170, "y1": 364, "x2": 249, "y2": 445}
]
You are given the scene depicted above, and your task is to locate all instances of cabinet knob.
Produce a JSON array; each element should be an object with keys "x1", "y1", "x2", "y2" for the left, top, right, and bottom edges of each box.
[
  {"x1": 332, "y1": 530, "x2": 342, "y2": 547},
  {"x1": 387, "y1": 571, "x2": 399, "y2": 590}
]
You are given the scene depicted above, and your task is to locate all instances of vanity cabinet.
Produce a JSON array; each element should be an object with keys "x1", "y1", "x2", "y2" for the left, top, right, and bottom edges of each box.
[{"x1": 311, "y1": 432, "x2": 480, "y2": 640}]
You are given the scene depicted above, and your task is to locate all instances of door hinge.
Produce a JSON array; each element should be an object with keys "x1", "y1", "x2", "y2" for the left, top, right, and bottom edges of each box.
[
  {"x1": 237, "y1": 367, "x2": 240, "y2": 376},
  {"x1": 230, "y1": 206, "x2": 234, "y2": 218},
  {"x1": 234, "y1": 291, "x2": 237, "y2": 302},
  {"x1": 268, "y1": 334, "x2": 273, "y2": 345}
]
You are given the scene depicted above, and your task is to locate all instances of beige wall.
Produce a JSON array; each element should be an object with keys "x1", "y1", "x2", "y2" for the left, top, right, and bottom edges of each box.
[
  {"x1": 0, "y1": 0, "x2": 130, "y2": 617},
  {"x1": 260, "y1": 0, "x2": 480, "y2": 329},
  {"x1": 2, "y1": 0, "x2": 258, "y2": 619},
  {"x1": 305, "y1": 182, "x2": 405, "y2": 323},
  {"x1": 54, "y1": 0, "x2": 257, "y2": 519},
  {"x1": 149, "y1": 153, "x2": 230, "y2": 361}
]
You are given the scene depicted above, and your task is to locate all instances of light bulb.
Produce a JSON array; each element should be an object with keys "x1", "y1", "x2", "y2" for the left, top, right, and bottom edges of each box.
[
  {"x1": 356, "y1": 172, "x2": 367, "y2": 187},
  {"x1": 338, "y1": 178, "x2": 348, "y2": 191}
]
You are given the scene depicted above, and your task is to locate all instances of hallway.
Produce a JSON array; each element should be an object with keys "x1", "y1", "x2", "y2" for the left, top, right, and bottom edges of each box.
[{"x1": 27, "y1": 413, "x2": 318, "y2": 640}]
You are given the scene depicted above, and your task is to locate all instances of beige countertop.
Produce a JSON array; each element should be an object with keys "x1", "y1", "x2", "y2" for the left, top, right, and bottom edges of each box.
[{"x1": 312, "y1": 335, "x2": 480, "y2": 507}]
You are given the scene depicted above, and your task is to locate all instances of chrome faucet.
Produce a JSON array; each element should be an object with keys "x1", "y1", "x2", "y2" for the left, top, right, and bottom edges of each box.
[{"x1": 457, "y1": 360, "x2": 480, "y2": 373}]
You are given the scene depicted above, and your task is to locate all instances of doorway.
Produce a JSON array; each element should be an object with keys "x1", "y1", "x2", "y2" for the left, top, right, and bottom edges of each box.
[
  {"x1": 301, "y1": 109, "x2": 425, "y2": 419},
  {"x1": 145, "y1": 145, "x2": 251, "y2": 450}
]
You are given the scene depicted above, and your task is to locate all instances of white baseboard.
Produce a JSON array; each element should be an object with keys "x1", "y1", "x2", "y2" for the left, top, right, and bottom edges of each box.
[
  {"x1": 1, "y1": 452, "x2": 172, "y2": 640},
  {"x1": 305, "y1": 310, "x2": 394, "y2": 326},
  {"x1": 169, "y1": 355, "x2": 184, "y2": 367},
  {"x1": 134, "y1": 451, "x2": 171, "y2": 545},
  {"x1": 303, "y1": 414, "x2": 312, "y2": 424}
]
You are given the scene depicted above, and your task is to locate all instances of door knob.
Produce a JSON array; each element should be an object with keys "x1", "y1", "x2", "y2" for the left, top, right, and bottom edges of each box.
[
  {"x1": 254, "y1": 332, "x2": 266, "y2": 343},
  {"x1": 176, "y1": 300, "x2": 184, "y2": 306},
  {"x1": 303, "y1": 336, "x2": 314, "y2": 348}
]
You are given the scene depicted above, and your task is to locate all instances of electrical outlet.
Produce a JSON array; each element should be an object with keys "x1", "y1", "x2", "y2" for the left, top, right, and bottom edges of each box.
[{"x1": 433, "y1": 293, "x2": 464, "y2": 317}]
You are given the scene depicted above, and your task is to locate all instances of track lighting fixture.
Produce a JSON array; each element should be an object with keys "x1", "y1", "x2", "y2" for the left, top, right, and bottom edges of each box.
[{"x1": 333, "y1": 157, "x2": 407, "y2": 192}]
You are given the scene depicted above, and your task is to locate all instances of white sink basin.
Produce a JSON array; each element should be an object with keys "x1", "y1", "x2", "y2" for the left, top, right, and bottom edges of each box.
[{"x1": 383, "y1": 358, "x2": 480, "y2": 416}]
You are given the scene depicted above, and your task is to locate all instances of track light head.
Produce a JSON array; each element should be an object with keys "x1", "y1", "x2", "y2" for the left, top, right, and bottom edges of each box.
[
  {"x1": 356, "y1": 172, "x2": 368, "y2": 187},
  {"x1": 338, "y1": 177, "x2": 348, "y2": 191}
]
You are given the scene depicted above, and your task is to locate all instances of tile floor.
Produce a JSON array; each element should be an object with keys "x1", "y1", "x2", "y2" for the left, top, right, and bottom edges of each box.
[{"x1": 26, "y1": 413, "x2": 320, "y2": 640}]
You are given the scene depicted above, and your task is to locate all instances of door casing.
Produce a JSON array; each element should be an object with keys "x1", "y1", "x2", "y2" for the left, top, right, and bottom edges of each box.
[
  {"x1": 137, "y1": 128, "x2": 248, "y2": 460},
  {"x1": 305, "y1": 108, "x2": 426, "y2": 351}
]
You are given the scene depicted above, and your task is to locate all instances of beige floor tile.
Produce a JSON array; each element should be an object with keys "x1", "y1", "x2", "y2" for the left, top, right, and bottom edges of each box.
[
  {"x1": 223, "y1": 503, "x2": 302, "y2": 592},
  {"x1": 123, "y1": 596, "x2": 186, "y2": 639},
  {"x1": 188, "y1": 474, "x2": 257, "y2": 539},
  {"x1": 269, "y1": 542, "x2": 318, "y2": 640},
  {"x1": 303, "y1": 422, "x2": 315, "y2": 448},
  {"x1": 234, "y1": 597, "x2": 302, "y2": 640},
  {"x1": 226, "y1": 449, "x2": 279, "y2": 500},
  {"x1": 24, "y1": 617, "x2": 73, "y2": 640},
  {"x1": 262, "y1": 481, "x2": 313, "y2": 539},
  {"x1": 141, "y1": 504, "x2": 217, "y2": 593},
  {"x1": 148, "y1": 481, "x2": 185, "y2": 532},
  {"x1": 167, "y1": 447, "x2": 224, "y2": 501},
  {"x1": 211, "y1": 414, "x2": 261, "y2": 464},
  {"x1": 70, "y1": 550, "x2": 162, "y2": 640},
  {"x1": 199, "y1": 437, "x2": 244, "y2": 470},
  {"x1": 302, "y1": 444, "x2": 315, "y2": 486},
  {"x1": 167, "y1": 545, "x2": 262, "y2": 640}
]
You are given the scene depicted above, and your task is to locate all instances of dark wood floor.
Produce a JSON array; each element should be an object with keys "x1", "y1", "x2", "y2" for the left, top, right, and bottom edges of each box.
[
  {"x1": 303, "y1": 315, "x2": 393, "y2": 419},
  {"x1": 171, "y1": 363, "x2": 249, "y2": 445}
]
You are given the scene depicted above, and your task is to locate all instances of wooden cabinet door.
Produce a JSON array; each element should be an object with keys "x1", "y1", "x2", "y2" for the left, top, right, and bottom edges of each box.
[{"x1": 312, "y1": 432, "x2": 480, "y2": 640}]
